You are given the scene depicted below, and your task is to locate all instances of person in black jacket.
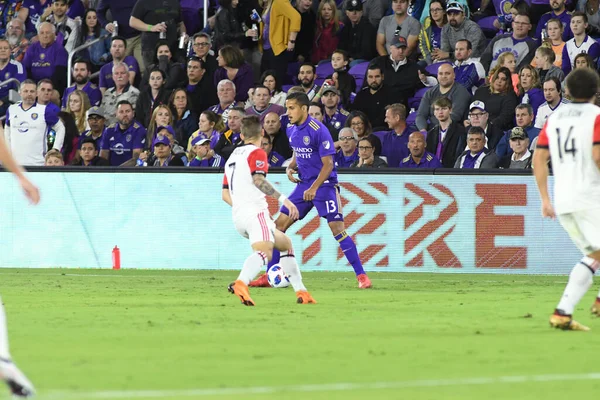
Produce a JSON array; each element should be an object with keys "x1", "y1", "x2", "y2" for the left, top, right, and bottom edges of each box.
[
  {"x1": 424, "y1": 97, "x2": 465, "y2": 168},
  {"x1": 73, "y1": 136, "x2": 111, "y2": 166},
  {"x1": 294, "y1": 0, "x2": 317, "y2": 63},
  {"x1": 136, "y1": 67, "x2": 171, "y2": 129},
  {"x1": 338, "y1": 0, "x2": 377, "y2": 65},
  {"x1": 186, "y1": 57, "x2": 218, "y2": 115},
  {"x1": 351, "y1": 63, "x2": 394, "y2": 128},
  {"x1": 169, "y1": 88, "x2": 199, "y2": 146},
  {"x1": 213, "y1": 0, "x2": 256, "y2": 50},
  {"x1": 141, "y1": 41, "x2": 186, "y2": 92}
]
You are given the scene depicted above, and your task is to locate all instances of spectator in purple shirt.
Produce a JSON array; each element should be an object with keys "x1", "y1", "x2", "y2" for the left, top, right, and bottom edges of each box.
[
  {"x1": 62, "y1": 59, "x2": 102, "y2": 108},
  {"x1": 19, "y1": 0, "x2": 47, "y2": 38},
  {"x1": 334, "y1": 127, "x2": 359, "y2": 168},
  {"x1": 214, "y1": 45, "x2": 254, "y2": 103},
  {"x1": 22, "y1": 22, "x2": 68, "y2": 94},
  {"x1": 97, "y1": 0, "x2": 142, "y2": 63},
  {"x1": 400, "y1": 131, "x2": 443, "y2": 168},
  {"x1": 381, "y1": 103, "x2": 415, "y2": 167},
  {"x1": 0, "y1": 38, "x2": 26, "y2": 116},
  {"x1": 245, "y1": 85, "x2": 285, "y2": 122},
  {"x1": 99, "y1": 36, "x2": 140, "y2": 94}
]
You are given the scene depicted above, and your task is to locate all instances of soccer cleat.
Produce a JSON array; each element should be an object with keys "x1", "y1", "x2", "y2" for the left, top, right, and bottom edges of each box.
[
  {"x1": 549, "y1": 314, "x2": 590, "y2": 331},
  {"x1": 228, "y1": 280, "x2": 255, "y2": 306},
  {"x1": 249, "y1": 273, "x2": 270, "y2": 288},
  {"x1": 591, "y1": 300, "x2": 600, "y2": 316},
  {"x1": 296, "y1": 291, "x2": 317, "y2": 304},
  {"x1": 357, "y1": 274, "x2": 372, "y2": 289},
  {"x1": 0, "y1": 359, "x2": 35, "y2": 398}
]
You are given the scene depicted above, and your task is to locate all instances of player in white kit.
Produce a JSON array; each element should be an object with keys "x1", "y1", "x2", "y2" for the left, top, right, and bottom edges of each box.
[
  {"x1": 0, "y1": 124, "x2": 38, "y2": 396},
  {"x1": 222, "y1": 115, "x2": 317, "y2": 306},
  {"x1": 533, "y1": 67, "x2": 600, "y2": 331}
]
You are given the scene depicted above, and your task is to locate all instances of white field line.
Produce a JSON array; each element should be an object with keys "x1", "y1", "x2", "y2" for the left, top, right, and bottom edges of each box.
[{"x1": 41, "y1": 372, "x2": 600, "y2": 399}]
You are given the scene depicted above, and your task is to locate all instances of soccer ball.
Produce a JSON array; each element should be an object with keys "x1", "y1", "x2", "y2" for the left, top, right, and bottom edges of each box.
[{"x1": 267, "y1": 265, "x2": 290, "y2": 288}]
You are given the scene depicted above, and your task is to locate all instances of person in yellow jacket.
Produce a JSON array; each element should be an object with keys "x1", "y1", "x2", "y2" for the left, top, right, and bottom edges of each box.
[{"x1": 258, "y1": 0, "x2": 301, "y2": 84}]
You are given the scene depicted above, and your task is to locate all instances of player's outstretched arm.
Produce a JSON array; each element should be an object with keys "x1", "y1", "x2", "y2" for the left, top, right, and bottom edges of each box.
[
  {"x1": 222, "y1": 188, "x2": 233, "y2": 207},
  {"x1": 0, "y1": 124, "x2": 40, "y2": 205},
  {"x1": 252, "y1": 174, "x2": 299, "y2": 220},
  {"x1": 532, "y1": 147, "x2": 554, "y2": 219}
]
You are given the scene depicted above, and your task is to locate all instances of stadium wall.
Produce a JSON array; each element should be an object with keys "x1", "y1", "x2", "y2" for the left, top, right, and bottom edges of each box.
[{"x1": 0, "y1": 170, "x2": 578, "y2": 274}]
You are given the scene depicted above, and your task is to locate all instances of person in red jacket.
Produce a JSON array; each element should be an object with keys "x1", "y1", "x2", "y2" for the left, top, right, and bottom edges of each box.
[{"x1": 311, "y1": 0, "x2": 343, "y2": 64}]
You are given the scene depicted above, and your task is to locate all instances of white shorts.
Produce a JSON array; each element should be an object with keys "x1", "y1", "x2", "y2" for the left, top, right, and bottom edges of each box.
[
  {"x1": 234, "y1": 210, "x2": 275, "y2": 245},
  {"x1": 558, "y1": 208, "x2": 600, "y2": 255}
]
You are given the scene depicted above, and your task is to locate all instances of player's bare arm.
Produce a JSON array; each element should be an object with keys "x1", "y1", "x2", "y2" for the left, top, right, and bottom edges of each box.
[
  {"x1": 532, "y1": 147, "x2": 555, "y2": 219},
  {"x1": 0, "y1": 124, "x2": 40, "y2": 205},
  {"x1": 286, "y1": 154, "x2": 300, "y2": 183},
  {"x1": 253, "y1": 174, "x2": 299, "y2": 220},
  {"x1": 592, "y1": 144, "x2": 600, "y2": 170},
  {"x1": 304, "y1": 155, "x2": 334, "y2": 201},
  {"x1": 222, "y1": 188, "x2": 232, "y2": 206}
]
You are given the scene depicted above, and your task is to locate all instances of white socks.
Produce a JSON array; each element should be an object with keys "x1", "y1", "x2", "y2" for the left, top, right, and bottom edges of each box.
[
  {"x1": 279, "y1": 250, "x2": 307, "y2": 292},
  {"x1": 557, "y1": 258, "x2": 595, "y2": 315},
  {"x1": 237, "y1": 251, "x2": 268, "y2": 285},
  {"x1": 0, "y1": 299, "x2": 11, "y2": 361}
]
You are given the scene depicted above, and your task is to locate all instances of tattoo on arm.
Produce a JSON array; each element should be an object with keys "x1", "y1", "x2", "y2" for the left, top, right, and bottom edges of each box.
[{"x1": 253, "y1": 175, "x2": 281, "y2": 199}]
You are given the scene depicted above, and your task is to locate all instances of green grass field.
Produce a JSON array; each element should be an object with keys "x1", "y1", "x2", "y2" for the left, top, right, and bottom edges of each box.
[{"x1": 0, "y1": 269, "x2": 599, "y2": 400}]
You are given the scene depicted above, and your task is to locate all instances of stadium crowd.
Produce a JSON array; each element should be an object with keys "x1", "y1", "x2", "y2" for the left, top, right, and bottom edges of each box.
[{"x1": 0, "y1": 0, "x2": 594, "y2": 169}]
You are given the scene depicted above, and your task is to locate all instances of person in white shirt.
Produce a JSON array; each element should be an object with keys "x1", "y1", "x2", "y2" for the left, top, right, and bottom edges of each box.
[
  {"x1": 533, "y1": 67, "x2": 600, "y2": 331},
  {"x1": 534, "y1": 77, "x2": 568, "y2": 128},
  {"x1": 4, "y1": 79, "x2": 65, "y2": 166}
]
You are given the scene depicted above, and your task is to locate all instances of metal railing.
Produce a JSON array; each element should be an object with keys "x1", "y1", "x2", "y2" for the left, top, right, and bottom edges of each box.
[
  {"x1": 204, "y1": 0, "x2": 209, "y2": 29},
  {"x1": 67, "y1": 33, "x2": 112, "y2": 88}
]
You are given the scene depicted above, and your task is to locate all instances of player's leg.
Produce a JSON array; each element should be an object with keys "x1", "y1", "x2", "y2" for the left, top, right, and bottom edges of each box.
[
  {"x1": 0, "y1": 298, "x2": 35, "y2": 397},
  {"x1": 274, "y1": 230, "x2": 317, "y2": 304},
  {"x1": 315, "y1": 186, "x2": 372, "y2": 289},
  {"x1": 229, "y1": 212, "x2": 276, "y2": 306},
  {"x1": 551, "y1": 212, "x2": 600, "y2": 330}
]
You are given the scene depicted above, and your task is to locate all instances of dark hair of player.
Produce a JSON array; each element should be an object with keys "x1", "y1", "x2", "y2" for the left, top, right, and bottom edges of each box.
[
  {"x1": 241, "y1": 115, "x2": 262, "y2": 140},
  {"x1": 286, "y1": 92, "x2": 310, "y2": 110},
  {"x1": 566, "y1": 68, "x2": 600, "y2": 100}
]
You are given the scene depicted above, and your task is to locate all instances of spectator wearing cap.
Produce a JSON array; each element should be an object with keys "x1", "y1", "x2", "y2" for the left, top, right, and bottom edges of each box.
[
  {"x1": 73, "y1": 136, "x2": 110, "y2": 166},
  {"x1": 453, "y1": 39, "x2": 486, "y2": 93},
  {"x1": 351, "y1": 64, "x2": 393, "y2": 129},
  {"x1": 99, "y1": 37, "x2": 140, "y2": 94},
  {"x1": 100, "y1": 100, "x2": 146, "y2": 166},
  {"x1": 376, "y1": 0, "x2": 421, "y2": 57},
  {"x1": 401, "y1": 131, "x2": 443, "y2": 168},
  {"x1": 37, "y1": 0, "x2": 79, "y2": 54},
  {"x1": 338, "y1": 0, "x2": 377, "y2": 66},
  {"x1": 480, "y1": 14, "x2": 537, "y2": 73},
  {"x1": 436, "y1": 2, "x2": 486, "y2": 62},
  {"x1": 495, "y1": 104, "x2": 540, "y2": 159},
  {"x1": 260, "y1": 134, "x2": 286, "y2": 167},
  {"x1": 22, "y1": 22, "x2": 68, "y2": 94},
  {"x1": 293, "y1": 0, "x2": 317, "y2": 64},
  {"x1": 144, "y1": 134, "x2": 185, "y2": 167},
  {"x1": 245, "y1": 85, "x2": 285, "y2": 123},
  {"x1": 418, "y1": 0, "x2": 447, "y2": 66},
  {"x1": 424, "y1": 96, "x2": 465, "y2": 168},
  {"x1": 321, "y1": 85, "x2": 349, "y2": 140},
  {"x1": 498, "y1": 127, "x2": 532, "y2": 169},
  {"x1": 454, "y1": 126, "x2": 499, "y2": 168},
  {"x1": 460, "y1": 100, "x2": 504, "y2": 151},
  {"x1": 101, "y1": 62, "x2": 140, "y2": 126},
  {"x1": 80, "y1": 106, "x2": 107, "y2": 152},
  {"x1": 63, "y1": 60, "x2": 102, "y2": 109},
  {"x1": 471, "y1": 67, "x2": 519, "y2": 131},
  {"x1": 334, "y1": 127, "x2": 359, "y2": 167},
  {"x1": 97, "y1": 0, "x2": 143, "y2": 65},
  {"x1": 416, "y1": 63, "x2": 470, "y2": 132},
  {"x1": 534, "y1": 77, "x2": 568, "y2": 128},
  {"x1": 188, "y1": 136, "x2": 225, "y2": 167},
  {"x1": 371, "y1": 36, "x2": 424, "y2": 108},
  {"x1": 186, "y1": 57, "x2": 218, "y2": 116},
  {"x1": 381, "y1": 103, "x2": 416, "y2": 167}
]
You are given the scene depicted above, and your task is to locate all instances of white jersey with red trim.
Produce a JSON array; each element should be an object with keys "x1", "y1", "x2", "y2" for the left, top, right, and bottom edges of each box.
[
  {"x1": 223, "y1": 143, "x2": 270, "y2": 220},
  {"x1": 537, "y1": 102, "x2": 600, "y2": 214}
]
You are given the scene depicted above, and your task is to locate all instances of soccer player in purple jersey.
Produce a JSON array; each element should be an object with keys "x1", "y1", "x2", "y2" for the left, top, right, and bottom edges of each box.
[
  {"x1": 0, "y1": 123, "x2": 38, "y2": 397},
  {"x1": 251, "y1": 92, "x2": 372, "y2": 289}
]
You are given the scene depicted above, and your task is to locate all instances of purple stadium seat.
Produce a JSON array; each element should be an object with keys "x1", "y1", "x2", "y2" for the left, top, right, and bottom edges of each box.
[
  {"x1": 478, "y1": 16, "x2": 499, "y2": 33},
  {"x1": 373, "y1": 130, "x2": 387, "y2": 143},
  {"x1": 282, "y1": 84, "x2": 293, "y2": 93},
  {"x1": 408, "y1": 87, "x2": 429, "y2": 109},
  {"x1": 406, "y1": 111, "x2": 417, "y2": 126},
  {"x1": 316, "y1": 62, "x2": 334, "y2": 79},
  {"x1": 349, "y1": 62, "x2": 368, "y2": 80},
  {"x1": 425, "y1": 62, "x2": 451, "y2": 76},
  {"x1": 285, "y1": 62, "x2": 300, "y2": 85}
]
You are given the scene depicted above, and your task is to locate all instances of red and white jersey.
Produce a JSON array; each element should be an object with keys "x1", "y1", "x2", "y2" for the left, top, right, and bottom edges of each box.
[
  {"x1": 223, "y1": 143, "x2": 270, "y2": 220},
  {"x1": 537, "y1": 102, "x2": 600, "y2": 214}
]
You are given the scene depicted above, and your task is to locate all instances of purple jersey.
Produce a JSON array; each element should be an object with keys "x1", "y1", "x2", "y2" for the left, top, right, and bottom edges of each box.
[
  {"x1": 67, "y1": 0, "x2": 85, "y2": 19},
  {"x1": 62, "y1": 81, "x2": 102, "y2": 108},
  {"x1": 287, "y1": 116, "x2": 337, "y2": 184},
  {"x1": 99, "y1": 56, "x2": 140, "y2": 90},
  {"x1": 400, "y1": 151, "x2": 443, "y2": 168},
  {"x1": 22, "y1": 40, "x2": 68, "y2": 82},
  {"x1": 101, "y1": 121, "x2": 146, "y2": 166},
  {"x1": 22, "y1": 0, "x2": 45, "y2": 35},
  {"x1": 0, "y1": 60, "x2": 26, "y2": 100}
]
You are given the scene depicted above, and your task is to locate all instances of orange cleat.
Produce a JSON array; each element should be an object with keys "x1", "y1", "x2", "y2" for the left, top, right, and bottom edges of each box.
[
  {"x1": 249, "y1": 273, "x2": 270, "y2": 288},
  {"x1": 296, "y1": 290, "x2": 317, "y2": 304},
  {"x1": 228, "y1": 280, "x2": 255, "y2": 306},
  {"x1": 591, "y1": 300, "x2": 600, "y2": 316},
  {"x1": 357, "y1": 273, "x2": 372, "y2": 289},
  {"x1": 549, "y1": 313, "x2": 589, "y2": 331}
]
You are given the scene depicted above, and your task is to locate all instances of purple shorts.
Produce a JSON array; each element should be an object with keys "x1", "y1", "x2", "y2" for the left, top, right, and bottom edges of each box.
[{"x1": 280, "y1": 183, "x2": 344, "y2": 222}]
